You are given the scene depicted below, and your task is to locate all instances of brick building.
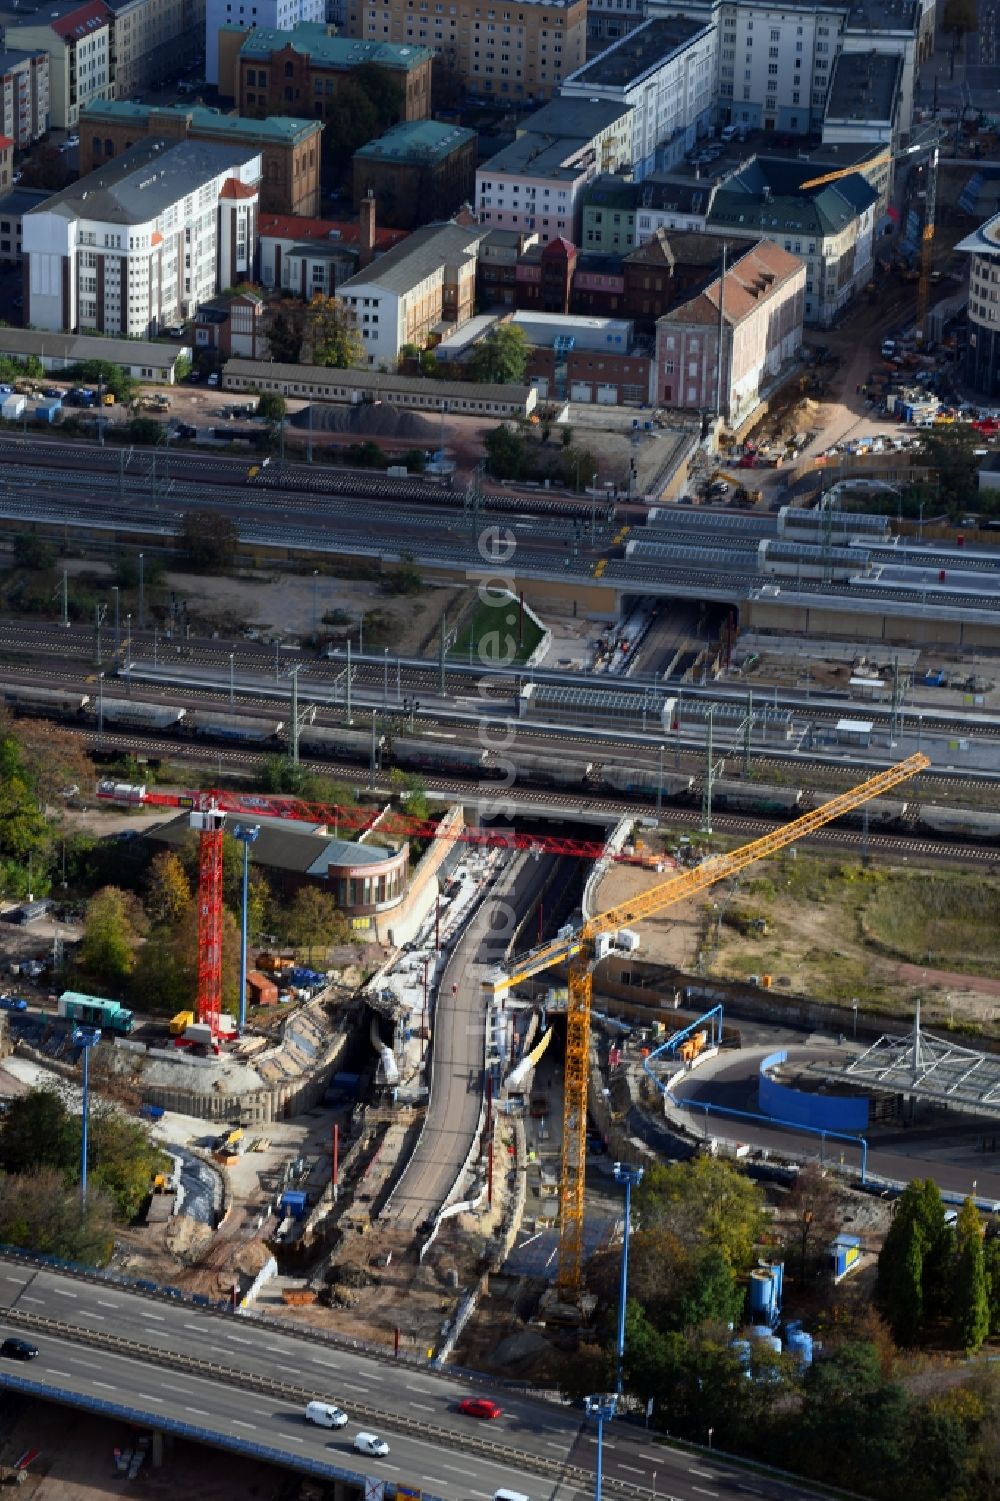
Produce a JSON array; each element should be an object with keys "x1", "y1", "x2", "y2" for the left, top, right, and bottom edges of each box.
[
  {"x1": 225, "y1": 23, "x2": 432, "y2": 124},
  {"x1": 258, "y1": 202, "x2": 407, "y2": 291},
  {"x1": 80, "y1": 101, "x2": 323, "y2": 218},
  {"x1": 352, "y1": 120, "x2": 476, "y2": 230}
]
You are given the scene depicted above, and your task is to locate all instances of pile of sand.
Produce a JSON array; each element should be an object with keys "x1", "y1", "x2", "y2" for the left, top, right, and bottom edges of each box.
[{"x1": 291, "y1": 402, "x2": 435, "y2": 440}]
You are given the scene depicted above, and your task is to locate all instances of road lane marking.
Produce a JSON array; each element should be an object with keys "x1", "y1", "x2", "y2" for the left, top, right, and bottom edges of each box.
[
  {"x1": 21, "y1": 1296, "x2": 43, "y2": 1304},
  {"x1": 233, "y1": 1419, "x2": 255, "y2": 1429},
  {"x1": 138, "y1": 1394, "x2": 163, "y2": 1403},
  {"x1": 441, "y1": 1464, "x2": 477, "y2": 1477},
  {"x1": 92, "y1": 1381, "x2": 116, "y2": 1391},
  {"x1": 46, "y1": 1370, "x2": 73, "y2": 1380},
  {"x1": 53, "y1": 1288, "x2": 77, "y2": 1298},
  {"x1": 691, "y1": 1489, "x2": 718, "y2": 1498},
  {"x1": 411, "y1": 1402, "x2": 435, "y2": 1412},
  {"x1": 2, "y1": 1275, "x2": 27, "y2": 1283},
  {"x1": 145, "y1": 1313, "x2": 165, "y2": 1322},
  {"x1": 185, "y1": 1406, "x2": 209, "y2": 1416},
  {"x1": 285, "y1": 1435, "x2": 303, "y2": 1444},
  {"x1": 253, "y1": 1409, "x2": 272, "y2": 1418},
  {"x1": 618, "y1": 1465, "x2": 644, "y2": 1475},
  {"x1": 638, "y1": 1454, "x2": 659, "y2": 1462},
  {"x1": 690, "y1": 1470, "x2": 714, "y2": 1479},
  {"x1": 225, "y1": 1334, "x2": 251, "y2": 1344},
  {"x1": 84, "y1": 1312, "x2": 105, "y2": 1320},
  {"x1": 97, "y1": 1299, "x2": 117, "y2": 1308},
  {"x1": 162, "y1": 1383, "x2": 190, "y2": 1394}
]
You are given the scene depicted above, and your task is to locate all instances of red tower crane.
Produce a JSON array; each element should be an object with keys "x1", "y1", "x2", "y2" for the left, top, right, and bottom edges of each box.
[{"x1": 96, "y1": 779, "x2": 662, "y2": 1032}]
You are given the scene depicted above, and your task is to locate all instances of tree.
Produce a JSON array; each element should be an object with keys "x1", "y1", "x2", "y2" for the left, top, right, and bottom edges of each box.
[
  {"x1": 126, "y1": 416, "x2": 163, "y2": 444},
  {"x1": 984, "y1": 1235, "x2": 1000, "y2": 1334},
  {"x1": 266, "y1": 300, "x2": 307, "y2": 365},
  {"x1": 791, "y1": 1343, "x2": 911, "y2": 1496},
  {"x1": 10, "y1": 717, "x2": 92, "y2": 808},
  {"x1": 954, "y1": 1197, "x2": 990, "y2": 1353},
  {"x1": 878, "y1": 1177, "x2": 954, "y2": 1340},
  {"x1": 483, "y1": 422, "x2": 528, "y2": 480},
  {"x1": 75, "y1": 360, "x2": 138, "y2": 407},
  {"x1": 13, "y1": 533, "x2": 56, "y2": 569},
  {"x1": 676, "y1": 1248, "x2": 745, "y2": 1330},
  {"x1": 282, "y1": 885, "x2": 347, "y2": 959},
  {"x1": 636, "y1": 1156, "x2": 768, "y2": 1272},
  {"x1": 18, "y1": 146, "x2": 71, "y2": 191},
  {"x1": 783, "y1": 1164, "x2": 845, "y2": 1284},
  {"x1": 178, "y1": 509, "x2": 239, "y2": 569},
  {"x1": 77, "y1": 886, "x2": 143, "y2": 988},
  {"x1": 257, "y1": 391, "x2": 286, "y2": 422},
  {"x1": 918, "y1": 426, "x2": 980, "y2": 514},
  {"x1": 302, "y1": 295, "x2": 363, "y2": 369},
  {"x1": 145, "y1": 850, "x2": 192, "y2": 925},
  {"x1": 0, "y1": 1167, "x2": 115, "y2": 1265},
  {"x1": 0, "y1": 1088, "x2": 77, "y2": 1176},
  {"x1": 471, "y1": 324, "x2": 529, "y2": 386}
]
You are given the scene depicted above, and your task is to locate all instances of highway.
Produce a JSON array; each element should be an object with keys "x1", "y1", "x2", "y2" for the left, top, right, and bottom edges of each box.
[
  {"x1": 383, "y1": 852, "x2": 555, "y2": 1232},
  {"x1": 0, "y1": 1260, "x2": 826, "y2": 1500}
]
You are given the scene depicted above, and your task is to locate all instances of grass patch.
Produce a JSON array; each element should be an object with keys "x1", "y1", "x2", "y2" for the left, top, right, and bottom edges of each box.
[
  {"x1": 862, "y1": 872, "x2": 1000, "y2": 976},
  {"x1": 448, "y1": 589, "x2": 543, "y2": 666}
]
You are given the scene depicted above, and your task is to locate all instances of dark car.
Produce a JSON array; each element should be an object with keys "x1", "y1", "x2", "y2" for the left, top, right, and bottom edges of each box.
[
  {"x1": 40, "y1": 387, "x2": 62, "y2": 398},
  {"x1": 1, "y1": 1338, "x2": 38, "y2": 1360},
  {"x1": 457, "y1": 1397, "x2": 503, "y2": 1420}
]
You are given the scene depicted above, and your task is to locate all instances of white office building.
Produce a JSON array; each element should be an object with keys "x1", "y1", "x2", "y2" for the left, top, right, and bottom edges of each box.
[{"x1": 23, "y1": 137, "x2": 261, "y2": 336}]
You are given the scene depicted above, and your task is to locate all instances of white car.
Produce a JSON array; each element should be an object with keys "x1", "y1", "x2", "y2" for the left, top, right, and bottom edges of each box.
[
  {"x1": 305, "y1": 1401, "x2": 348, "y2": 1428},
  {"x1": 354, "y1": 1432, "x2": 389, "y2": 1457},
  {"x1": 207, "y1": 372, "x2": 220, "y2": 387}
]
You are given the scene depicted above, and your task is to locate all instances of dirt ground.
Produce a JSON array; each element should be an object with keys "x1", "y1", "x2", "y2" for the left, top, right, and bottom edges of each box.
[
  {"x1": 593, "y1": 842, "x2": 1000, "y2": 1035},
  {"x1": 0, "y1": 1400, "x2": 288, "y2": 1500}
]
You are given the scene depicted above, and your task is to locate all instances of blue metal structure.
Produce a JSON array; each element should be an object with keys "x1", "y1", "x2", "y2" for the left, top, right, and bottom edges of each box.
[
  {"x1": 72, "y1": 1026, "x2": 102, "y2": 1218},
  {"x1": 583, "y1": 1394, "x2": 616, "y2": 1501},
  {"x1": 232, "y1": 824, "x2": 260, "y2": 1033},
  {"x1": 612, "y1": 1163, "x2": 643, "y2": 1394}
]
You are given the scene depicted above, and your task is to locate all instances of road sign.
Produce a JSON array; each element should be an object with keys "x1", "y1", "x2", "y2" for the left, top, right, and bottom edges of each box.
[
  {"x1": 397, "y1": 1486, "x2": 422, "y2": 1501},
  {"x1": 365, "y1": 1479, "x2": 385, "y2": 1501}
]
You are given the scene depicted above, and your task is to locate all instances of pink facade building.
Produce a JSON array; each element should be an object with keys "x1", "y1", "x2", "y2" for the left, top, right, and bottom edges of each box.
[{"x1": 654, "y1": 240, "x2": 805, "y2": 425}]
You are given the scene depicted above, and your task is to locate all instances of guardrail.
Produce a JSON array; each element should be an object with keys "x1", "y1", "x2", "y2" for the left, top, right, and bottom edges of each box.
[{"x1": 0, "y1": 1306, "x2": 662, "y2": 1500}]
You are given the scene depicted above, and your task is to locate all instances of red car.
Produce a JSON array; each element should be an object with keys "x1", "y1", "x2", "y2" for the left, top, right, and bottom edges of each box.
[{"x1": 458, "y1": 1397, "x2": 503, "y2": 1420}]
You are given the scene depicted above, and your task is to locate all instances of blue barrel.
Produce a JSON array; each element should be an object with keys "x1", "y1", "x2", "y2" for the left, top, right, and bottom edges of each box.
[{"x1": 788, "y1": 1330, "x2": 813, "y2": 1367}]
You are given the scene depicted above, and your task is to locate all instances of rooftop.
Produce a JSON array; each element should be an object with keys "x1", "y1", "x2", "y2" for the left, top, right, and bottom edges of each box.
[
  {"x1": 153, "y1": 812, "x2": 394, "y2": 875},
  {"x1": 825, "y1": 48, "x2": 902, "y2": 124},
  {"x1": 709, "y1": 156, "x2": 879, "y2": 237},
  {"x1": 225, "y1": 355, "x2": 533, "y2": 404},
  {"x1": 80, "y1": 100, "x2": 323, "y2": 143},
  {"x1": 239, "y1": 21, "x2": 433, "y2": 71},
  {"x1": 50, "y1": 0, "x2": 111, "y2": 40},
  {"x1": 657, "y1": 0, "x2": 918, "y2": 29},
  {"x1": 354, "y1": 119, "x2": 477, "y2": 165},
  {"x1": 337, "y1": 220, "x2": 484, "y2": 296},
  {"x1": 659, "y1": 239, "x2": 804, "y2": 329},
  {"x1": 516, "y1": 96, "x2": 632, "y2": 142},
  {"x1": 26, "y1": 137, "x2": 259, "y2": 227},
  {"x1": 584, "y1": 171, "x2": 716, "y2": 218},
  {"x1": 0, "y1": 327, "x2": 183, "y2": 367},
  {"x1": 259, "y1": 210, "x2": 407, "y2": 250},
  {"x1": 562, "y1": 16, "x2": 710, "y2": 91},
  {"x1": 0, "y1": 47, "x2": 47, "y2": 70},
  {"x1": 0, "y1": 186, "x2": 51, "y2": 215},
  {"x1": 957, "y1": 211, "x2": 1000, "y2": 256}
]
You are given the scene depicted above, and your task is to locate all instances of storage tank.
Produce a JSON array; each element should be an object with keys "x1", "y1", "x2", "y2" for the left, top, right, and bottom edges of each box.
[
  {"x1": 758, "y1": 1333, "x2": 782, "y2": 1356},
  {"x1": 745, "y1": 1324, "x2": 772, "y2": 1340},
  {"x1": 748, "y1": 1263, "x2": 782, "y2": 1325},
  {"x1": 730, "y1": 1339, "x2": 752, "y2": 1369},
  {"x1": 787, "y1": 1330, "x2": 813, "y2": 1367}
]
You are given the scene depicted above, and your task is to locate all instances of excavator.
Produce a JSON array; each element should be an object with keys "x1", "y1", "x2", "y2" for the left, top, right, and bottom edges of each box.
[
  {"x1": 487, "y1": 753, "x2": 931, "y2": 1293},
  {"x1": 701, "y1": 469, "x2": 764, "y2": 507}
]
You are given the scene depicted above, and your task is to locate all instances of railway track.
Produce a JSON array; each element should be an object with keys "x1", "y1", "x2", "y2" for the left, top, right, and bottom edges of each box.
[{"x1": 64, "y1": 724, "x2": 1000, "y2": 867}]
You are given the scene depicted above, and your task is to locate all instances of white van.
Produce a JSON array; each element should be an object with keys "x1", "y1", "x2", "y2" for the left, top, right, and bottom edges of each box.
[
  {"x1": 494, "y1": 1490, "x2": 530, "y2": 1501},
  {"x1": 305, "y1": 1401, "x2": 349, "y2": 1428},
  {"x1": 355, "y1": 1432, "x2": 390, "y2": 1457}
]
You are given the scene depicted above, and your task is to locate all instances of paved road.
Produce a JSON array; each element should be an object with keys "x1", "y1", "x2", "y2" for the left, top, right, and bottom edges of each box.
[
  {"x1": 0, "y1": 1261, "x2": 827, "y2": 1500},
  {"x1": 382, "y1": 853, "x2": 555, "y2": 1232}
]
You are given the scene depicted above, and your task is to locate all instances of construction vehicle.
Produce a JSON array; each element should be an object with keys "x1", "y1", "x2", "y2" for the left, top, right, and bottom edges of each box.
[
  {"x1": 485, "y1": 754, "x2": 930, "y2": 1293},
  {"x1": 701, "y1": 470, "x2": 764, "y2": 505},
  {"x1": 169, "y1": 1010, "x2": 194, "y2": 1036}
]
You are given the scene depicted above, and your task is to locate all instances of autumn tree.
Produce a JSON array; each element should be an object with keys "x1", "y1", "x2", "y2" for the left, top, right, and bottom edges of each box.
[
  {"x1": 77, "y1": 886, "x2": 144, "y2": 989},
  {"x1": 144, "y1": 850, "x2": 191, "y2": 925},
  {"x1": 783, "y1": 1163, "x2": 845, "y2": 1284},
  {"x1": 636, "y1": 1156, "x2": 768, "y2": 1272},
  {"x1": 179, "y1": 509, "x2": 239, "y2": 569},
  {"x1": 302, "y1": 295, "x2": 363, "y2": 369},
  {"x1": 0, "y1": 1167, "x2": 115, "y2": 1265},
  {"x1": 14, "y1": 718, "x2": 93, "y2": 806},
  {"x1": 282, "y1": 885, "x2": 347, "y2": 959},
  {"x1": 954, "y1": 1196, "x2": 990, "y2": 1353},
  {"x1": 130, "y1": 901, "x2": 240, "y2": 1017},
  {"x1": 266, "y1": 300, "x2": 307, "y2": 365}
]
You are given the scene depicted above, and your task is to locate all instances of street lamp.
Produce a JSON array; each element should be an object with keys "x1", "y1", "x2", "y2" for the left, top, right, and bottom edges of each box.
[
  {"x1": 613, "y1": 1161, "x2": 644, "y2": 1393},
  {"x1": 73, "y1": 1026, "x2": 102, "y2": 1220},
  {"x1": 97, "y1": 671, "x2": 105, "y2": 739},
  {"x1": 111, "y1": 585, "x2": 120, "y2": 654},
  {"x1": 229, "y1": 652, "x2": 235, "y2": 707},
  {"x1": 584, "y1": 1394, "x2": 617, "y2": 1501},
  {"x1": 138, "y1": 552, "x2": 145, "y2": 631},
  {"x1": 312, "y1": 570, "x2": 320, "y2": 635},
  {"x1": 232, "y1": 824, "x2": 260, "y2": 1033},
  {"x1": 383, "y1": 646, "x2": 389, "y2": 707},
  {"x1": 852, "y1": 998, "x2": 859, "y2": 1040}
]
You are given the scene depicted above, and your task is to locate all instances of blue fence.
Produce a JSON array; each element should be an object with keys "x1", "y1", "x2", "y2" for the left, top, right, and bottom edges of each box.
[{"x1": 758, "y1": 1049, "x2": 870, "y2": 1132}]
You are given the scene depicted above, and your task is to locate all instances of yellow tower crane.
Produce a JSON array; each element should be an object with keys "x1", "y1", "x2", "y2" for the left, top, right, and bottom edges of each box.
[{"x1": 487, "y1": 753, "x2": 930, "y2": 1293}]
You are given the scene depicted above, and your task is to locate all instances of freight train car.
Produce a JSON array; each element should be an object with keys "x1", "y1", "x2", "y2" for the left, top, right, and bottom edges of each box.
[
  {"x1": 711, "y1": 780, "x2": 803, "y2": 815},
  {"x1": 186, "y1": 710, "x2": 284, "y2": 744},
  {"x1": 917, "y1": 804, "x2": 1000, "y2": 841},
  {"x1": 600, "y1": 766, "x2": 696, "y2": 800},
  {"x1": 94, "y1": 699, "x2": 186, "y2": 730},
  {"x1": 2, "y1": 685, "x2": 90, "y2": 717}
]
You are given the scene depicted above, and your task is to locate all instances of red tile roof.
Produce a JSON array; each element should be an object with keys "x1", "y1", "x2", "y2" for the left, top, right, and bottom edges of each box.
[
  {"x1": 220, "y1": 177, "x2": 258, "y2": 200},
  {"x1": 661, "y1": 240, "x2": 804, "y2": 328},
  {"x1": 51, "y1": 0, "x2": 111, "y2": 42},
  {"x1": 0, "y1": 136, "x2": 13, "y2": 152},
  {"x1": 258, "y1": 212, "x2": 408, "y2": 251}
]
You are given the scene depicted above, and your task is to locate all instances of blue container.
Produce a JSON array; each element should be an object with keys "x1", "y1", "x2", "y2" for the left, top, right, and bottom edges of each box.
[
  {"x1": 746, "y1": 1324, "x2": 771, "y2": 1340},
  {"x1": 788, "y1": 1330, "x2": 813, "y2": 1367},
  {"x1": 280, "y1": 1190, "x2": 308, "y2": 1219}
]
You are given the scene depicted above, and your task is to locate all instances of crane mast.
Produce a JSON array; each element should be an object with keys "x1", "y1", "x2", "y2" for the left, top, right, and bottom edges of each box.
[{"x1": 492, "y1": 754, "x2": 930, "y2": 1293}]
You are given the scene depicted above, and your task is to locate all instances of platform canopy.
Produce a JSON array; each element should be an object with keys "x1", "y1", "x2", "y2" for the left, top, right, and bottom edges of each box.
[{"x1": 833, "y1": 1005, "x2": 1000, "y2": 1116}]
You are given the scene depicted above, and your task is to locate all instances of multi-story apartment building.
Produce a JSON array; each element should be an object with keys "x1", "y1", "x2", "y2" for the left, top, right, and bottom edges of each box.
[
  {"x1": 585, "y1": 0, "x2": 644, "y2": 54},
  {"x1": 654, "y1": 238, "x2": 804, "y2": 421},
  {"x1": 822, "y1": 48, "x2": 901, "y2": 147},
  {"x1": 108, "y1": 0, "x2": 205, "y2": 100},
  {"x1": 0, "y1": 50, "x2": 49, "y2": 148},
  {"x1": 560, "y1": 17, "x2": 715, "y2": 178},
  {"x1": 352, "y1": 119, "x2": 477, "y2": 228},
  {"x1": 581, "y1": 174, "x2": 715, "y2": 250},
  {"x1": 23, "y1": 137, "x2": 261, "y2": 335},
  {"x1": 226, "y1": 24, "x2": 432, "y2": 121},
  {"x1": 204, "y1": 0, "x2": 323, "y2": 83},
  {"x1": 5, "y1": 0, "x2": 112, "y2": 130},
  {"x1": 476, "y1": 97, "x2": 631, "y2": 244},
  {"x1": 958, "y1": 213, "x2": 1000, "y2": 399},
  {"x1": 649, "y1": 0, "x2": 922, "y2": 139},
  {"x1": 337, "y1": 219, "x2": 485, "y2": 363},
  {"x1": 81, "y1": 101, "x2": 323, "y2": 216},
  {"x1": 343, "y1": 0, "x2": 586, "y2": 104}
]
